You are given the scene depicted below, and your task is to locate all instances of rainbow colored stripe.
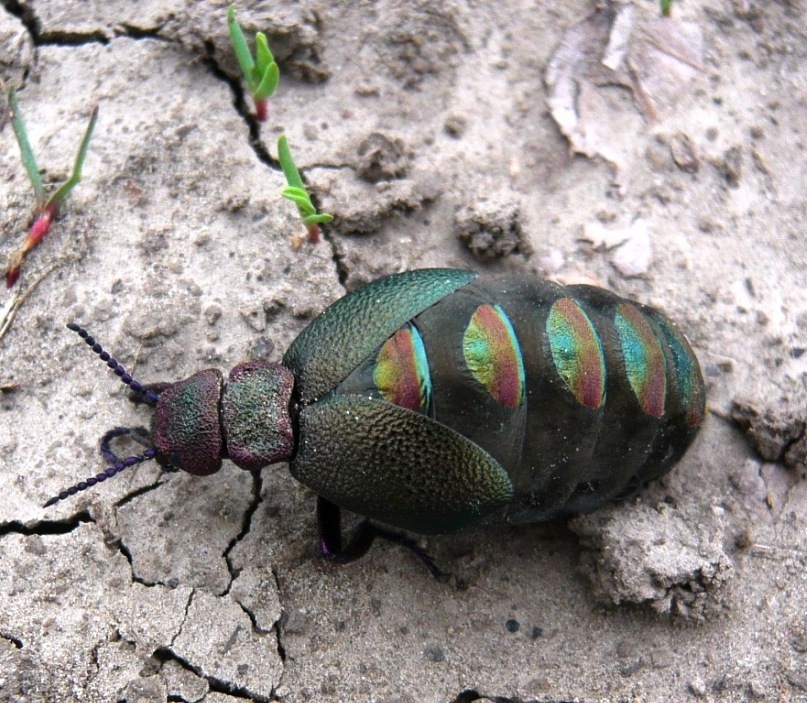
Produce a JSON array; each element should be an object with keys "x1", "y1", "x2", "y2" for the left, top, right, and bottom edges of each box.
[
  {"x1": 373, "y1": 325, "x2": 432, "y2": 412},
  {"x1": 546, "y1": 298, "x2": 606, "y2": 409},
  {"x1": 655, "y1": 316, "x2": 704, "y2": 427},
  {"x1": 462, "y1": 304, "x2": 525, "y2": 408},
  {"x1": 614, "y1": 304, "x2": 666, "y2": 418}
]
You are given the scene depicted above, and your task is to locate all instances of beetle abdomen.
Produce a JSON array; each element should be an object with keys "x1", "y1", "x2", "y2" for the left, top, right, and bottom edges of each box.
[{"x1": 332, "y1": 274, "x2": 705, "y2": 525}]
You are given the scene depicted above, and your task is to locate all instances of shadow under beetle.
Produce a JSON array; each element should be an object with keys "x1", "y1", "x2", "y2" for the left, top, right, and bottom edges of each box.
[{"x1": 50, "y1": 269, "x2": 705, "y2": 566}]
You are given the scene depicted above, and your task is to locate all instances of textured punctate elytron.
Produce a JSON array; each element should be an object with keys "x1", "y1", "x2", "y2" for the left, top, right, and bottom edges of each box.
[{"x1": 56, "y1": 270, "x2": 705, "y2": 562}]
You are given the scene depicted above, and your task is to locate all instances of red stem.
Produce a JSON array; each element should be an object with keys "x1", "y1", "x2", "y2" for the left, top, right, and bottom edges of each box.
[
  {"x1": 26, "y1": 204, "x2": 57, "y2": 249},
  {"x1": 6, "y1": 266, "x2": 21, "y2": 288},
  {"x1": 5, "y1": 203, "x2": 59, "y2": 288},
  {"x1": 306, "y1": 223, "x2": 321, "y2": 244}
]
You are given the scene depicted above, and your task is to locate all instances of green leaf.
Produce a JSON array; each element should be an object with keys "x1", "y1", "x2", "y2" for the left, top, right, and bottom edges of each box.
[
  {"x1": 280, "y1": 186, "x2": 309, "y2": 200},
  {"x1": 254, "y1": 61, "x2": 279, "y2": 100},
  {"x1": 47, "y1": 105, "x2": 99, "y2": 208},
  {"x1": 303, "y1": 213, "x2": 334, "y2": 226},
  {"x1": 228, "y1": 5, "x2": 256, "y2": 91},
  {"x1": 278, "y1": 135, "x2": 333, "y2": 233},
  {"x1": 255, "y1": 32, "x2": 275, "y2": 73},
  {"x1": 8, "y1": 88, "x2": 44, "y2": 203},
  {"x1": 277, "y1": 135, "x2": 305, "y2": 190},
  {"x1": 281, "y1": 189, "x2": 314, "y2": 213}
]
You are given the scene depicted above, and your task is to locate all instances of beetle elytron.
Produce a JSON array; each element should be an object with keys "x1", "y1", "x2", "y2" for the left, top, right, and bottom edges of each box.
[{"x1": 50, "y1": 269, "x2": 705, "y2": 564}]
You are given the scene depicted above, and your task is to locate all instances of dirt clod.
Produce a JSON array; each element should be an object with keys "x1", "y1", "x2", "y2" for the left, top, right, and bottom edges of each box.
[
  {"x1": 454, "y1": 196, "x2": 530, "y2": 262},
  {"x1": 356, "y1": 132, "x2": 411, "y2": 183},
  {"x1": 731, "y1": 399, "x2": 807, "y2": 471},
  {"x1": 571, "y1": 503, "x2": 734, "y2": 621}
]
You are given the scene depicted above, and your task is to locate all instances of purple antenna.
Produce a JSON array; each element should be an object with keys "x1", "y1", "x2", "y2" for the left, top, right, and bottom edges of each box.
[
  {"x1": 100, "y1": 426, "x2": 152, "y2": 464},
  {"x1": 43, "y1": 325, "x2": 181, "y2": 508},
  {"x1": 67, "y1": 323, "x2": 160, "y2": 406},
  {"x1": 43, "y1": 449, "x2": 158, "y2": 507}
]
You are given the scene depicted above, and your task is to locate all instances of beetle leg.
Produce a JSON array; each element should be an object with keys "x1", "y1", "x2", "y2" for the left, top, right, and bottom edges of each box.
[
  {"x1": 317, "y1": 497, "x2": 376, "y2": 563},
  {"x1": 316, "y1": 497, "x2": 447, "y2": 580},
  {"x1": 368, "y1": 524, "x2": 447, "y2": 581}
]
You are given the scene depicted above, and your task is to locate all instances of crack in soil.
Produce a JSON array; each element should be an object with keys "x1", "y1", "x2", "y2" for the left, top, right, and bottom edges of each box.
[
  {"x1": 1, "y1": 631, "x2": 24, "y2": 648},
  {"x1": 1, "y1": 0, "x2": 170, "y2": 46},
  {"x1": 2, "y1": 0, "x2": 104, "y2": 46},
  {"x1": 234, "y1": 599, "x2": 273, "y2": 636},
  {"x1": 162, "y1": 588, "x2": 283, "y2": 701},
  {"x1": 113, "y1": 475, "x2": 171, "y2": 510},
  {"x1": 450, "y1": 690, "x2": 578, "y2": 703},
  {"x1": 0, "y1": 512, "x2": 93, "y2": 536},
  {"x1": 166, "y1": 587, "x2": 195, "y2": 650},
  {"x1": 36, "y1": 29, "x2": 110, "y2": 46},
  {"x1": 1, "y1": 0, "x2": 39, "y2": 40},
  {"x1": 154, "y1": 640, "x2": 276, "y2": 703},
  {"x1": 117, "y1": 23, "x2": 170, "y2": 40},
  {"x1": 222, "y1": 468, "x2": 263, "y2": 595},
  {"x1": 115, "y1": 533, "x2": 154, "y2": 587},
  {"x1": 270, "y1": 566, "x2": 287, "y2": 663}
]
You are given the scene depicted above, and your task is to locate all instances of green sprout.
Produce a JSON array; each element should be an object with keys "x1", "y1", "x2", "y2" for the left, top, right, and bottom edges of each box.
[
  {"x1": 228, "y1": 5, "x2": 279, "y2": 122},
  {"x1": 660, "y1": 0, "x2": 673, "y2": 16},
  {"x1": 5, "y1": 88, "x2": 98, "y2": 288},
  {"x1": 278, "y1": 135, "x2": 333, "y2": 245}
]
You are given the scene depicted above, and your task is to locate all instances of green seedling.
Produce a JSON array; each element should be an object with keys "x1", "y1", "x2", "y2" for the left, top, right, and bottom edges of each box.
[
  {"x1": 660, "y1": 0, "x2": 673, "y2": 16},
  {"x1": 278, "y1": 135, "x2": 333, "y2": 246},
  {"x1": 5, "y1": 89, "x2": 98, "y2": 288},
  {"x1": 228, "y1": 5, "x2": 280, "y2": 122}
]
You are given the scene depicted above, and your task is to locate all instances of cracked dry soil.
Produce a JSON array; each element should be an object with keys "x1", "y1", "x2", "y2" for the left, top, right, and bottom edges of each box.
[{"x1": 1, "y1": 1, "x2": 806, "y2": 702}]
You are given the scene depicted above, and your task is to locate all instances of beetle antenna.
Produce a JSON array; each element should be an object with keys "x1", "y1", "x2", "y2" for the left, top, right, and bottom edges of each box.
[
  {"x1": 67, "y1": 323, "x2": 160, "y2": 406},
  {"x1": 100, "y1": 426, "x2": 153, "y2": 464},
  {"x1": 43, "y1": 449, "x2": 158, "y2": 507}
]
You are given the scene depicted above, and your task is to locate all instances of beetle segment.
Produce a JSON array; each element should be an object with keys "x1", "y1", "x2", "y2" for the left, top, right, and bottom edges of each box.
[
  {"x1": 372, "y1": 324, "x2": 432, "y2": 412},
  {"x1": 152, "y1": 369, "x2": 224, "y2": 476},
  {"x1": 654, "y1": 317, "x2": 705, "y2": 428},
  {"x1": 546, "y1": 298, "x2": 606, "y2": 409},
  {"x1": 222, "y1": 361, "x2": 295, "y2": 469},
  {"x1": 614, "y1": 304, "x2": 666, "y2": 418},
  {"x1": 462, "y1": 304, "x2": 525, "y2": 408}
]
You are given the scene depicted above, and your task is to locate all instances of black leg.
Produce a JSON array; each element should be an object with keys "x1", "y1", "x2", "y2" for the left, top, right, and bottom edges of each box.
[
  {"x1": 367, "y1": 524, "x2": 447, "y2": 580},
  {"x1": 316, "y1": 497, "x2": 447, "y2": 580},
  {"x1": 317, "y1": 497, "x2": 376, "y2": 564}
]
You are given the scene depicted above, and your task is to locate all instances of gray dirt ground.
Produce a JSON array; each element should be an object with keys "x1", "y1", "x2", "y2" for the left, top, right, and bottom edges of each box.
[{"x1": 0, "y1": 1, "x2": 805, "y2": 702}]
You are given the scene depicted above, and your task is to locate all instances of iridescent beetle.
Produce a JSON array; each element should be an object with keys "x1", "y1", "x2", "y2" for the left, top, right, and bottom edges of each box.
[{"x1": 49, "y1": 270, "x2": 705, "y2": 566}]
